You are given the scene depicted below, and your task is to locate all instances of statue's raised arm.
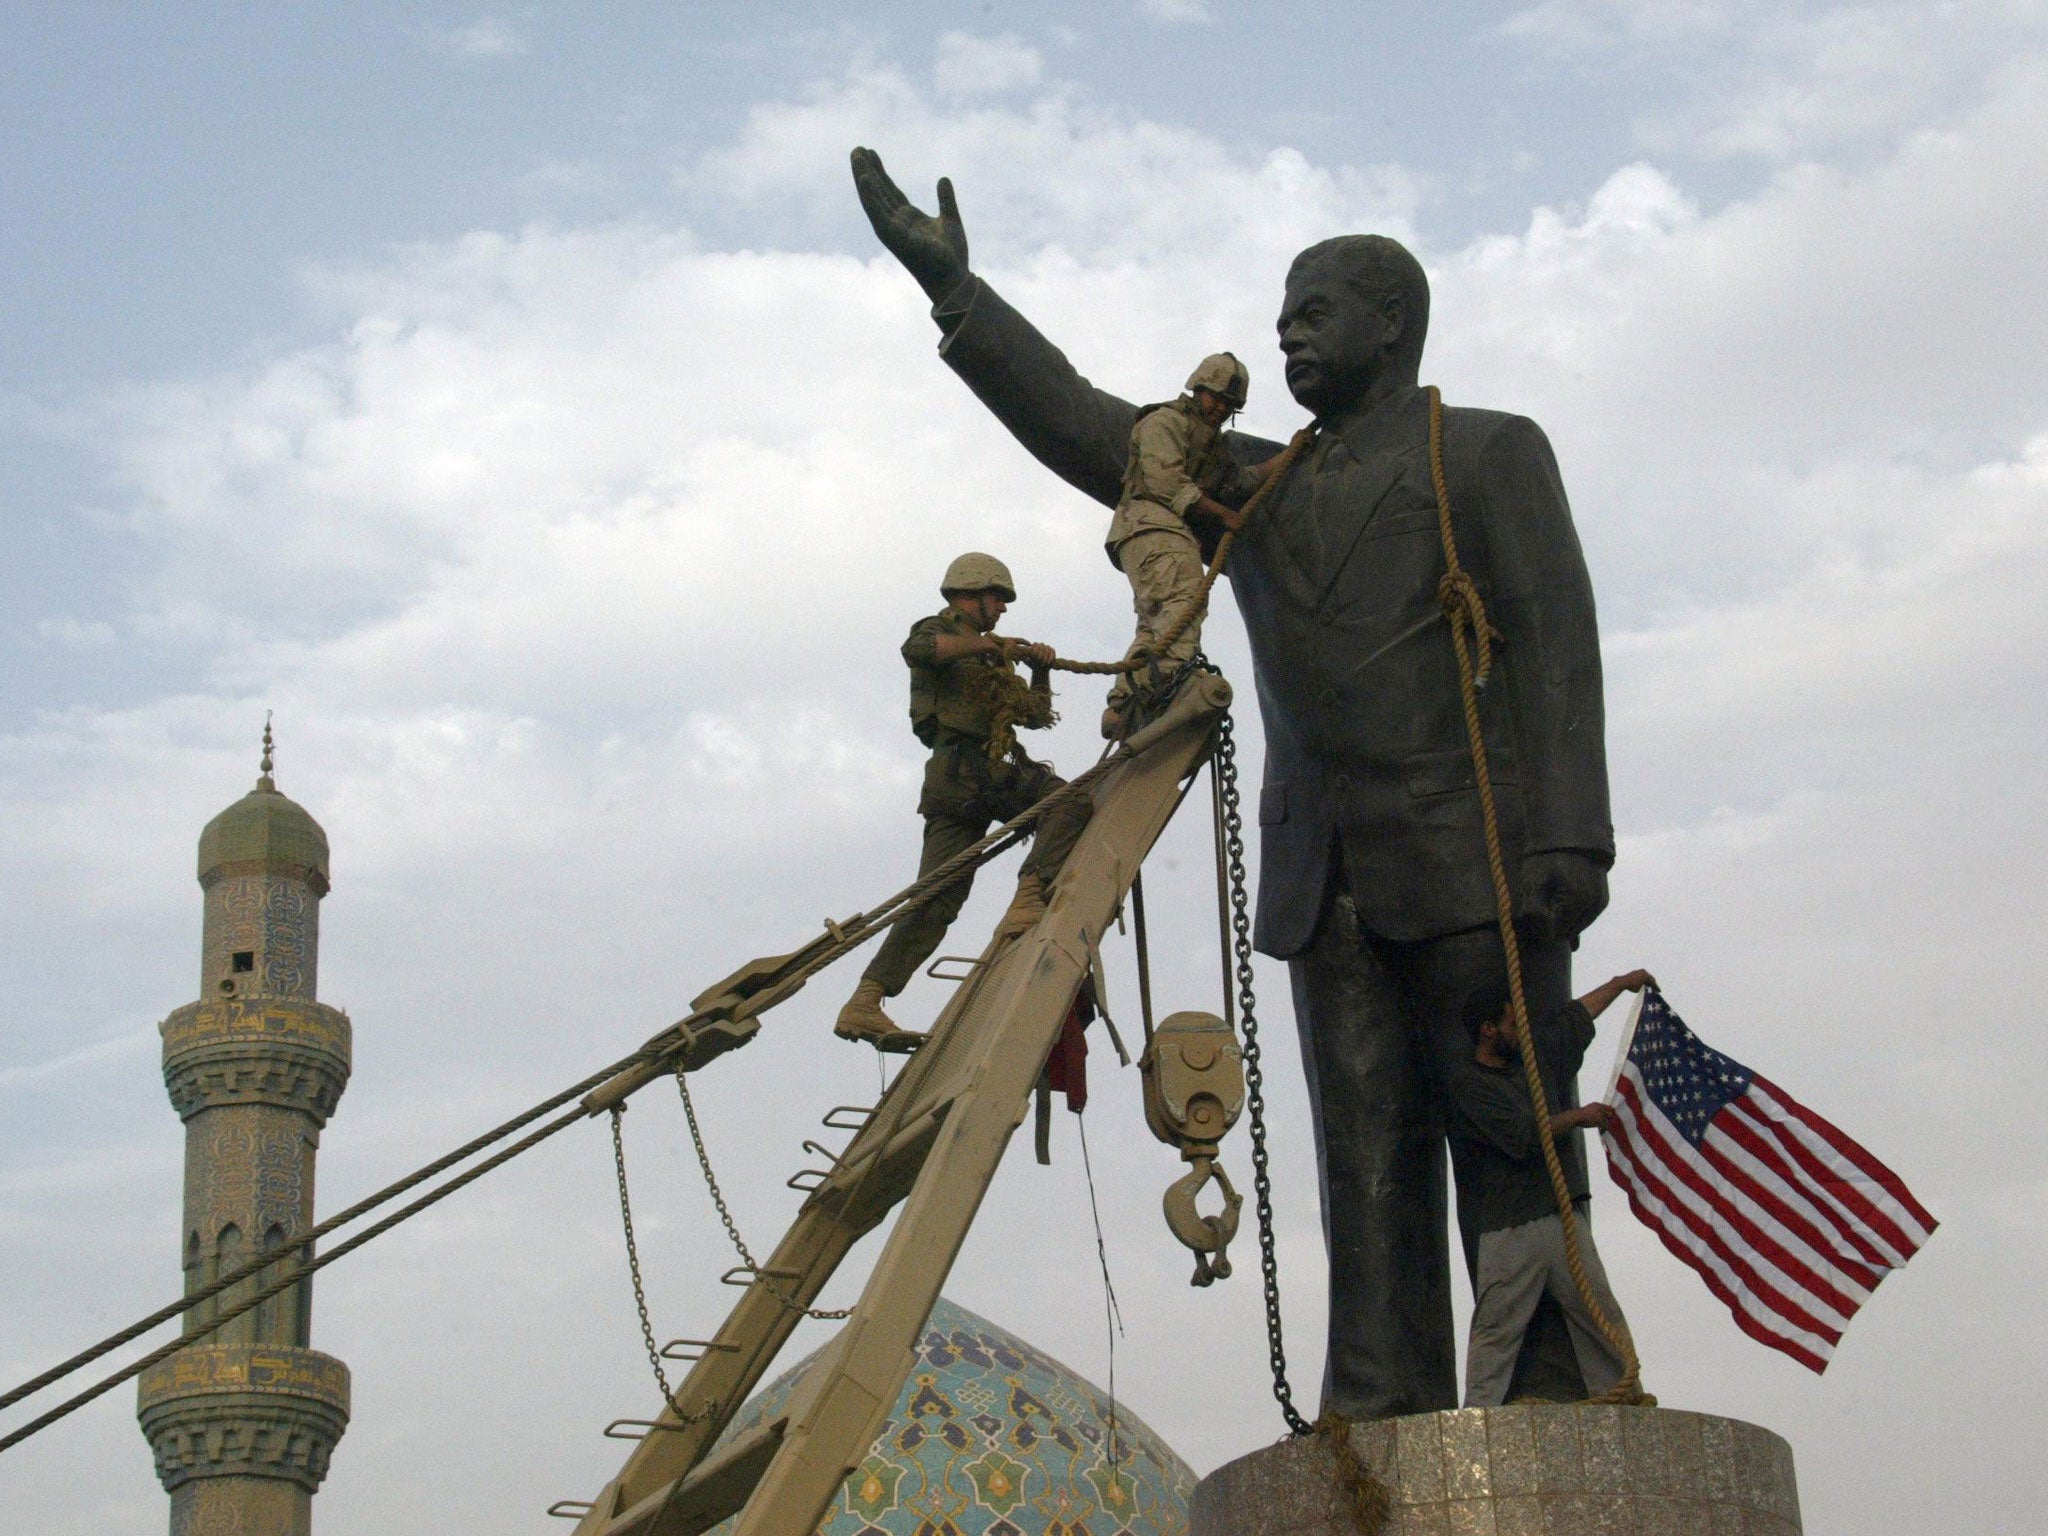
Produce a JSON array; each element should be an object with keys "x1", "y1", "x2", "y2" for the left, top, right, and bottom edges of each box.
[{"x1": 850, "y1": 148, "x2": 1282, "y2": 510}]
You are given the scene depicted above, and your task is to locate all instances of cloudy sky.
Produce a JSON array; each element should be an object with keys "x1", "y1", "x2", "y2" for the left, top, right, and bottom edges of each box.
[{"x1": 4, "y1": 2, "x2": 2043, "y2": 1530}]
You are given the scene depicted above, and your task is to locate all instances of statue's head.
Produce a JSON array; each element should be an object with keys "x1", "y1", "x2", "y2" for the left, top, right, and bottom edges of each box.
[{"x1": 1278, "y1": 235, "x2": 1430, "y2": 416}]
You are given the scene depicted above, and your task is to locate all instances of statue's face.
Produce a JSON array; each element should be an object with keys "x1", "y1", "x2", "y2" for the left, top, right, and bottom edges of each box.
[{"x1": 1277, "y1": 263, "x2": 1404, "y2": 416}]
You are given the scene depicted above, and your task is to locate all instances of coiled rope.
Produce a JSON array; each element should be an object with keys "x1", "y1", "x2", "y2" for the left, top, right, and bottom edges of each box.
[{"x1": 1425, "y1": 384, "x2": 1647, "y2": 1405}]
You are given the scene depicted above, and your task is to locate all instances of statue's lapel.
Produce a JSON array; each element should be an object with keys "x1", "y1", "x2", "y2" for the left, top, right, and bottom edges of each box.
[
  {"x1": 1309, "y1": 389, "x2": 1432, "y2": 597},
  {"x1": 1310, "y1": 442, "x2": 1425, "y2": 598},
  {"x1": 1261, "y1": 436, "x2": 1326, "y2": 582}
]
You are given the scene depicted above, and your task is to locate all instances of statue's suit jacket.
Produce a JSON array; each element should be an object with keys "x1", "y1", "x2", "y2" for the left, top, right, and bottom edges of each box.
[{"x1": 934, "y1": 279, "x2": 1613, "y2": 953}]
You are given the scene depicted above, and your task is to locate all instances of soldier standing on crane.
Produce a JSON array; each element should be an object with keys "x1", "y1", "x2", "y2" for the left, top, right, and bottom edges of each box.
[
  {"x1": 1102, "y1": 354, "x2": 1277, "y2": 737},
  {"x1": 836, "y1": 553, "x2": 1093, "y2": 1052}
]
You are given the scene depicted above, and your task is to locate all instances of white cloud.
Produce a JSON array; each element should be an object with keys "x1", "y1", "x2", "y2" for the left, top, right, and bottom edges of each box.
[
  {"x1": 1502, "y1": 0, "x2": 1736, "y2": 51},
  {"x1": 434, "y1": 16, "x2": 530, "y2": 58},
  {"x1": 0, "y1": 1027, "x2": 155, "y2": 1090},
  {"x1": 10, "y1": 31, "x2": 2048, "y2": 1536},
  {"x1": 34, "y1": 615, "x2": 116, "y2": 648},
  {"x1": 696, "y1": 60, "x2": 1422, "y2": 269},
  {"x1": 933, "y1": 31, "x2": 1043, "y2": 97},
  {"x1": 1140, "y1": 0, "x2": 1216, "y2": 23},
  {"x1": 1502, "y1": 0, "x2": 2048, "y2": 161}
]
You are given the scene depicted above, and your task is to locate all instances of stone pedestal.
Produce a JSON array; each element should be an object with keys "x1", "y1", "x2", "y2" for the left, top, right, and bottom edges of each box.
[{"x1": 1189, "y1": 1405, "x2": 1800, "y2": 1536}]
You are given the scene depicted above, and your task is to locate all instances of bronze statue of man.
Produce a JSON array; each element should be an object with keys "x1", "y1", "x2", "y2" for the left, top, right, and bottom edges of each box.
[{"x1": 850, "y1": 148, "x2": 1615, "y2": 1419}]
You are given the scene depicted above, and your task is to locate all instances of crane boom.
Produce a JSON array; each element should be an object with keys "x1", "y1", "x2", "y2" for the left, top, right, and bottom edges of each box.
[{"x1": 566, "y1": 672, "x2": 1233, "y2": 1536}]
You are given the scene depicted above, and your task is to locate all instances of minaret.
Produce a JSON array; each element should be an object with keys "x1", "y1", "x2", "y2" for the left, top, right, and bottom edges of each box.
[{"x1": 137, "y1": 722, "x2": 352, "y2": 1535}]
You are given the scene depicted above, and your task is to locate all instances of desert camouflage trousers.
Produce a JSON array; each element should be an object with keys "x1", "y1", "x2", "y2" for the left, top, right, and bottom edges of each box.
[
  {"x1": 1107, "y1": 527, "x2": 1206, "y2": 712},
  {"x1": 860, "y1": 747, "x2": 1091, "y2": 997}
]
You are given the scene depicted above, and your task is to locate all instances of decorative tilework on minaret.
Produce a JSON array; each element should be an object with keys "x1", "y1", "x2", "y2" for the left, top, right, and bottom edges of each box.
[{"x1": 138, "y1": 722, "x2": 351, "y2": 1536}]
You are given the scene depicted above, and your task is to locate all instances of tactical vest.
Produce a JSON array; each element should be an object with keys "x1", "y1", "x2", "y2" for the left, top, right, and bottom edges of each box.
[
  {"x1": 908, "y1": 614, "x2": 995, "y2": 747},
  {"x1": 909, "y1": 615, "x2": 1048, "y2": 753},
  {"x1": 908, "y1": 654, "x2": 944, "y2": 746}
]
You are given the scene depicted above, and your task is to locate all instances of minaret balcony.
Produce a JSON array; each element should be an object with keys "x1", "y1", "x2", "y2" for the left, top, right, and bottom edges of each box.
[
  {"x1": 137, "y1": 1343, "x2": 350, "y2": 1495},
  {"x1": 160, "y1": 998, "x2": 352, "y2": 1123}
]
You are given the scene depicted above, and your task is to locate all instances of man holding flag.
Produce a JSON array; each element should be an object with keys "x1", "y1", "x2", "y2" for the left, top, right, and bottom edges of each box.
[
  {"x1": 1447, "y1": 969, "x2": 1653, "y2": 1406},
  {"x1": 1601, "y1": 983, "x2": 1938, "y2": 1372}
]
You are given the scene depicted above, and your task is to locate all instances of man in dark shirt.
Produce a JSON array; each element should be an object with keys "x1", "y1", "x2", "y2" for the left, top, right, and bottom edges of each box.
[{"x1": 1446, "y1": 968, "x2": 1652, "y2": 1405}]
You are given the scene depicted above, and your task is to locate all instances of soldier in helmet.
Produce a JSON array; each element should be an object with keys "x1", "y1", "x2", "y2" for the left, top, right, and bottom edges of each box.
[
  {"x1": 836, "y1": 553, "x2": 1094, "y2": 1052},
  {"x1": 1101, "y1": 353, "x2": 1279, "y2": 736}
]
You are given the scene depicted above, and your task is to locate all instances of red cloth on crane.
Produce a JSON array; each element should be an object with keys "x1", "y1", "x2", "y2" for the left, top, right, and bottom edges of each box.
[{"x1": 1046, "y1": 994, "x2": 1091, "y2": 1112}]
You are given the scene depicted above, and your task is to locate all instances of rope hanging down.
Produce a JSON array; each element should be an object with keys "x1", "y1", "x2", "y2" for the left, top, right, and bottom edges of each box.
[{"x1": 1425, "y1": 384, "x2": 1647, "y2": 1405}]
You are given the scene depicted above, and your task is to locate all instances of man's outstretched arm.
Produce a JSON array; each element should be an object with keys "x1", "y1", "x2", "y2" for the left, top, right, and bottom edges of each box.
[{"x1": 1576, "y1": 968, "x2": 1656, "y2": 1021}]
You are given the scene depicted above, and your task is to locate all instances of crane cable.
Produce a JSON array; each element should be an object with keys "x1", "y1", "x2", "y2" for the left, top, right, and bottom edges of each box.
[
  {"x1": 0, "y1": 1090, "x2": 607, "y2": 1455},
  {"x1": 0, "y1": 1045, "x2": 648, "y2": 1434},
  {"x1": 0, "y1": 747, "x2": 1129, "y2": 1456}
]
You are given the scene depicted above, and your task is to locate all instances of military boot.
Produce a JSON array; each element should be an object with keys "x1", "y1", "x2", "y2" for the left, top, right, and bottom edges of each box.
[
  {"x1": 995, "y1": 873, "x2": 1048, "y2": 941},
  {"x1": 834, "y1": 979, "x2": 923, "y2": 1053}
]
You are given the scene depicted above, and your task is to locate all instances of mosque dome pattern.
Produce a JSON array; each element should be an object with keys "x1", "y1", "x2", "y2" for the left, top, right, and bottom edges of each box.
[{"x1": 707, "y1": 1297, "x2": 1195, "y2": 1536}]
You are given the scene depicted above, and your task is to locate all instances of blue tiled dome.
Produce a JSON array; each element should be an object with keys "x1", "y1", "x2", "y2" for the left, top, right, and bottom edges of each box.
[{"x1": 708, "y1": 1296, "x2": 1195, "y2": 1536}]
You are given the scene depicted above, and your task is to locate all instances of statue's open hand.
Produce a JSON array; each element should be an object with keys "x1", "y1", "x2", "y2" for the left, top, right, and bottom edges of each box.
[
  {"x1": 1517, "y1": 850, "x2": 1610, "y2": 945},
  {"x1": 850, "y1": 146, "x2": 970, "y2": 304}
]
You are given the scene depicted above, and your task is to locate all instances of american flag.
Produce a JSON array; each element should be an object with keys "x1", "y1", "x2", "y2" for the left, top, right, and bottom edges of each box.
[{"x1": 1599, "y1": 986, "x2": 1937, "y2": 1372}]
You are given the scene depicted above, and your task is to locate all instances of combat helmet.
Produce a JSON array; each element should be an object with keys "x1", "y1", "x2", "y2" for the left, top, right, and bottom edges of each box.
[
  {"x1": 940, "y1": 552, "x2": 1017, "y2": 601},
  {"x1": 1185, "y1": 352, "x2": 1250, "y2": 410}
]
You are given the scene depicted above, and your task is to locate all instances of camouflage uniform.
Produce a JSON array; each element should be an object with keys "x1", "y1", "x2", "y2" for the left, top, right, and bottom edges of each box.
[
  {"x1": 859, "y1": 606, "x2": 1091, "y2": 996},
  {"x1": 1105, "y1": 395, "x2": 1262, "y2": 712}
]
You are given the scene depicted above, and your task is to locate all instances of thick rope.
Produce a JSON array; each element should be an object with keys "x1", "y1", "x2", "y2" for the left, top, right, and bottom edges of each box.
[
  {"x1": 1315, "y1": 1412, "x2": 1392, "y2": 1536},
  {"x1": 1425, "y1": 385, "x2": 1646, "y2": 1405},
  {"x1": 1019, "y1": 425, "x2": 1320, "y2": 675}
]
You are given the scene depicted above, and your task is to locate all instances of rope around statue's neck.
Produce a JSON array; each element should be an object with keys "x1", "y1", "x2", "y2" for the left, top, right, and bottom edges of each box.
[
  {"x1": 1427, "y1": 383, "x2": 1649, "y2": 1406},
  {"x1": 1015, "y1": 424, "x2": 1320, "y2": 675}
]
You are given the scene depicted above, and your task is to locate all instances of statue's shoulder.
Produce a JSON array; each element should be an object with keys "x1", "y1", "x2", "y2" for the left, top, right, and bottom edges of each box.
[
  {"x1": 1441, "y1": 404, "x2": 1558, "y2": 472},
  {"x1": 1442, "y1": 402, "x2": 1544, "y2": 438}
]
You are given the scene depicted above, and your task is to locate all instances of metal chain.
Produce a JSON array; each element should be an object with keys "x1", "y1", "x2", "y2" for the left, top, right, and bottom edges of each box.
[
  {"x1": 1213, "y1": 708, "x2": 1314, "y2": 1437},
  {"x1": 674, "y1": 1065, "x2": 851, "y2": 1321},
  {"x1": 608, "y1": 1106, "x2": 711, "y2": 1421}
]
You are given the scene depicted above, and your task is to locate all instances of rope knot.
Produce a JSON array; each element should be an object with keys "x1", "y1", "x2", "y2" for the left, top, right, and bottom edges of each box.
[{"x1": 1435, "y1": 569, "x2": 1500, "y2": 688}]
